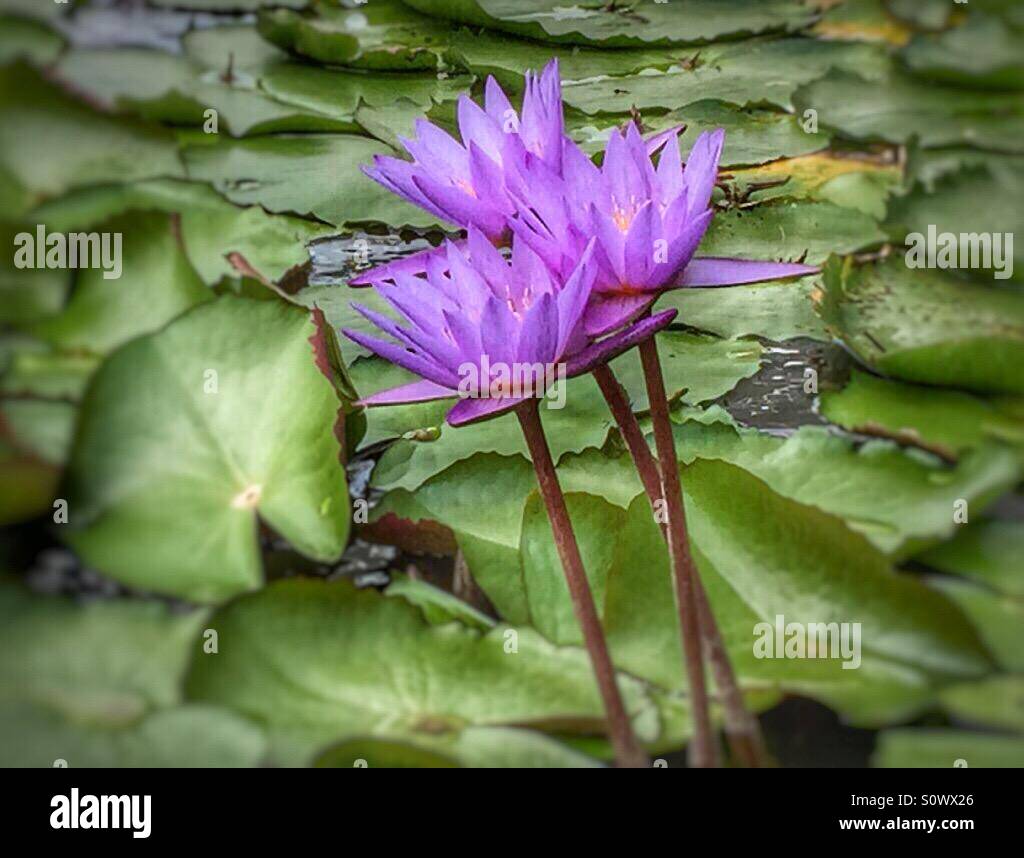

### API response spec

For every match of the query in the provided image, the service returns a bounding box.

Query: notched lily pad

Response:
[64,296,351,603]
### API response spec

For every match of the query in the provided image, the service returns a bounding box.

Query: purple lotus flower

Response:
[509,123,818,337]
[342,228,676,427]
[361,60,565,245]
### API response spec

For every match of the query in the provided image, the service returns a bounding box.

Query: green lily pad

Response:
[940,676,1024,732]
[314,726,602,768]
[402,0,816,47]
[902,13,1024,90]
[607,461,989,721]
[562,39,890,115]
[0,64,183,217]
[0,223,70,326]
[885,165,1023,284]
[817,256,1024,394]
[446,26,687,89]
[873,728,1024,767]
[661,277,828,342]
[53,26,463,138]
[183,134,442,229]
[0,14,64,66]
[0,400,75,466]
[916,520,1024,597]
[0,579,265,768]
[793,69,1024,152]
[64,296,351,603]
[820,369,1024,459]
[385,574,495,630]
[929,577,1024,672]
[185,577,656,766]
[701,201,885,265]
[673,419,1019,557]
[30,179,333,287]
[26,211,212,356]
[259,0,456,70]
[570,99,831,166]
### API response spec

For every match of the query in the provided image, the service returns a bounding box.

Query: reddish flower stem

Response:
[516,399,649,768]
[593,361,768,768]
[635,335,718,767]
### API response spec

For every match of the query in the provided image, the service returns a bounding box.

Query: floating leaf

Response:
[902,13,1024,89]
[64,296,351,603]
[402,0,816,47]
[0,579,265,768]
[885,165,1023,284]
[940,676,1024,732]
[259,0,456,70]
[30,179,333,287]
[570,99,831,166]
[817,256,1024,394]
[0,64,183,217]
[185,577,657,766]
[873,728,1024,767]
[661,277,827,342]
[562,39,890,114]
[820,369,1024,459]
[27,211,212,356]
[929,577,1024,673]
[183,134,442,229]
[701,201,885,265]
[794,69,1024,152]
[916,520,1024,597]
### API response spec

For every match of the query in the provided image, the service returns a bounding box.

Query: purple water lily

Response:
[509,123,818,337]
[361,60,565,245]
[342,228,677,428]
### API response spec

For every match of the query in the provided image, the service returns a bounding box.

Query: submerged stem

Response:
[592,361,768,768]
[515,399,649,768]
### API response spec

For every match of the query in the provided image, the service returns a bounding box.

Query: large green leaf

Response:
[817,256,1024,394]
[929,577,1024,673]
[402,0,816,47]
[0,579,265,768]
[562,39,890,114]
[873,729,1024,768]
[661,277,827,342]
[940,676,1024,732]
[185,577,658,766]
[26,211,212,356]
[793,69,1024,152]
[53,25,462,137]
[570,99,831,166]
[902,12,1024,89]
[885,165,1023,284]
[29,179,333,287]
[673,419,1019,557]
[916,520,1024,597]
[820,369,1024,460]
[182,134,441,229]
[259,0,456,70]
[700,201,885,265]
[0,65,183,217]
[64,296,351,603]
